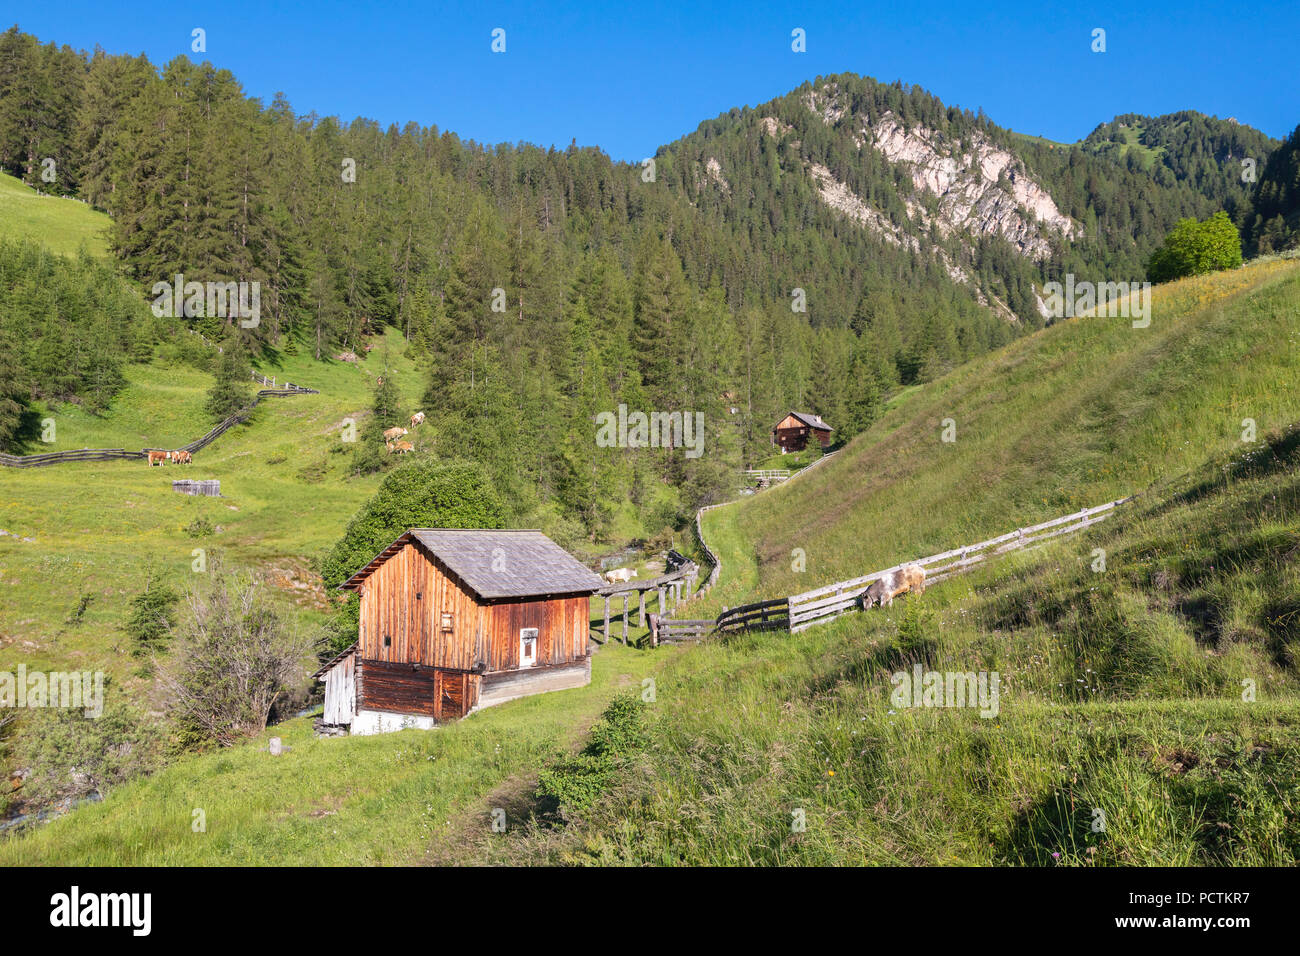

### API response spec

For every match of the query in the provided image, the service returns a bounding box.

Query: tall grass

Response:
[711,259,1300,604]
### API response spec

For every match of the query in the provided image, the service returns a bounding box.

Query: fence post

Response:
[603,596,610,643]
[658,587,666,617]
[622,594,629,645]
[639,590,646,627]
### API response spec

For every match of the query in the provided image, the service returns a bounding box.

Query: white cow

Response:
[604,567,638,584]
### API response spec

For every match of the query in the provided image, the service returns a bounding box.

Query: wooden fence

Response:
[654,619,714,643]
[594,563,698,645]
[660,448,845,627]
[786,497,1132,633]
[0,382,318,468]
[713,596,791,634]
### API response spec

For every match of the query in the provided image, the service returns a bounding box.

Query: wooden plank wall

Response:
[481,595,590,671]
[357,660,481,720]
[359,541,590,675]
[359,541,483,668]
[322,653,356,724]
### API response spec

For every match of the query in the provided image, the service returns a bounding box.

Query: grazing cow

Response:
[147,450,168,466]
[394,440,413,454]
[410,411,425,427]
[603,567,638,584]
[896,564,926,598]
[863,571,896,608]
[174,450,192,464]
[863,564,926,608]
[383,426,408,442]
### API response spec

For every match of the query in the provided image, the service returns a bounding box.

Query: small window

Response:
[519,627,538,668]
[383,635,391,647]
[441,612,454,632]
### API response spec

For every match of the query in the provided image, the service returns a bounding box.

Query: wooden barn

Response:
[772,411,833,453]
[314,529,604,735]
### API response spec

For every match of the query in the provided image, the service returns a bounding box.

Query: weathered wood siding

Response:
[480,595,590,672]
[321,652,356,725]
[357,659,481,720]
[358,540,591,675]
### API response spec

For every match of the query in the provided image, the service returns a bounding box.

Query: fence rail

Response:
[714,596,790,634]
[0,382,318,468]
[786,497,1132,633]
[655,619,714,643]
[665,447,846,626]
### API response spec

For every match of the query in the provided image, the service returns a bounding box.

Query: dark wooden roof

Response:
[783,411,832,432]
[340,529,604,600]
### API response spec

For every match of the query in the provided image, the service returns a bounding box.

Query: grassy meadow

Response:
[0,642,663,865]
[0,172,110,259]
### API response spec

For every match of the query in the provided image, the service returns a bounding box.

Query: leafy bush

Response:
[535,693,648,822]
[184,514,215,538]
[64,593,93,627]
[160,561,316,748]
[896,597,936,660]
[319,460,508,589]
[1148,211,1243,283]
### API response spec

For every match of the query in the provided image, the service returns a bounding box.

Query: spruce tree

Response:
[204,335,251,422]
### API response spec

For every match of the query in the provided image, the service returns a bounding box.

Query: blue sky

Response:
[13,1,1300,160]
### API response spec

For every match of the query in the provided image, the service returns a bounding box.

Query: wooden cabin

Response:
[772,411,833,453]
[315,529,604,735]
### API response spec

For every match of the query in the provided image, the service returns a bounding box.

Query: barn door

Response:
[439,671,465,719]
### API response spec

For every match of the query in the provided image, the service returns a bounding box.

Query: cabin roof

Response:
[312,641,357,679]
[779,411,833,432]
[340,529,604,600]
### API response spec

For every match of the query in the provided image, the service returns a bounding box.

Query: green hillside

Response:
[698,255,1300,610]
[0,172,110,258]
[6,256,1299,865]
[0,329,420,689]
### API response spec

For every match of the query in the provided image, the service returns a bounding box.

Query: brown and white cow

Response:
[393,440,414,454]
[174,450,192,464]
[863,564,926,608]
[863,571,896,608]
[896,564,926,598]
[382,426,408,442]
[147,450,168,466]
[410,411,425,427]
